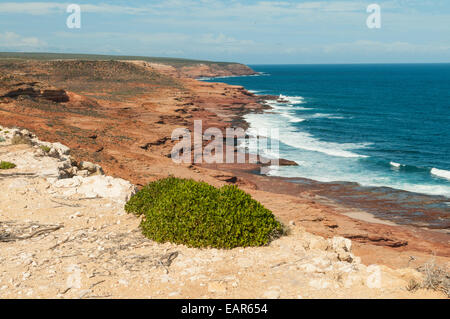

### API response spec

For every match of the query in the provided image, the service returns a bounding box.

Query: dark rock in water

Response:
[256,95,278,102]
[278,159,299,166]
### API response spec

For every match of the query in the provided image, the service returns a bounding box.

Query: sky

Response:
[0,0,449,64]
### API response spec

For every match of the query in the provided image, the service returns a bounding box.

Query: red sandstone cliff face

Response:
[125,60,257,79]
[0,75,69,103]
[179,63,257,78]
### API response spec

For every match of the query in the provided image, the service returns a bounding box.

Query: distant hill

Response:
[0,52,236,67]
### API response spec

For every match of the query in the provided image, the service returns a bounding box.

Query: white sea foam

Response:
[253,93,367,157]
[279,94,304,104]
[431,168,450,181]
[244,113,367,158]
[264,166,450,197]
[243,93,449,197]
[280,113,306,123]
[197,73,262,81]
[279,130,367,158]
[265,100,312,111]
[385,183,450,197]
[302,113,345,120]
[390,161,402,168]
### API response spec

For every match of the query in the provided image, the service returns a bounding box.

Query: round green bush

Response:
[125,177,283,249]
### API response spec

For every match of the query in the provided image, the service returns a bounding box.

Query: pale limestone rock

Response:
[48,148,59,158]
[51,175,136,203]
[8,179,29,189]
[52,142,70,156]
[329,237,352,252]
[236,257,253,268]
[208,281,227,293]
[263,289,280,299]
[312,256,332,268]
[90,164,104,176]
[76,176,137,203]
[309,278,331,289]
[39,167,61,178]
[79,161,96,173]
[299,263,318,273]
[53,176,83,188]
[76,170,90,177]
[327,237,354,263]
[337,251,354,263]
[308,237,329,251]
[34,148,46,157]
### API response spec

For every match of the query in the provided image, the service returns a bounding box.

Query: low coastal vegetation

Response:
[125,177,284,249]
[11,134,31,145]
[0,161,16,169]
[40,145,51,153]
[407,261,450,297]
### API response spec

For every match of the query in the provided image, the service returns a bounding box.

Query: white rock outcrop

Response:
[53,175,137,203]
[1,125,137,204]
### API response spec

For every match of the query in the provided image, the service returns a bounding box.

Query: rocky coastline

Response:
[0,126,445,298]
[0,57,448,298]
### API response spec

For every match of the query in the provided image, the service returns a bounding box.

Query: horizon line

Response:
[0,51,449,66]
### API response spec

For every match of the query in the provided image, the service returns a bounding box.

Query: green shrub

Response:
[40,145,51,153]
[0,137,5,143]
[0,161,16,169]
[125,177,283,249]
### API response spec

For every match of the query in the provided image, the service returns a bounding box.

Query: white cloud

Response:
[198,33,254,45]
[0,2,65,15]
[2,1,449,63]
[79,4,154,15]
[0,2,153,15]
[0,1,384,17]
[51,31,259,55]
[0,32,46,49]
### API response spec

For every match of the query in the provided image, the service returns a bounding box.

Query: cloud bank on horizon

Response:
[0,0,449,64]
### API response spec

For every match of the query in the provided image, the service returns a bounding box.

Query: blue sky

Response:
[0,0,449,64]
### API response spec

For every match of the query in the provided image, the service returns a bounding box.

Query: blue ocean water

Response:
[204,64,450,198]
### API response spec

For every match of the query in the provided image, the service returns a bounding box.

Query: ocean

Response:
[204,64,450,228]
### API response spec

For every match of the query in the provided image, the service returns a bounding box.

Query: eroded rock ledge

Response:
[0,75,69,103]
